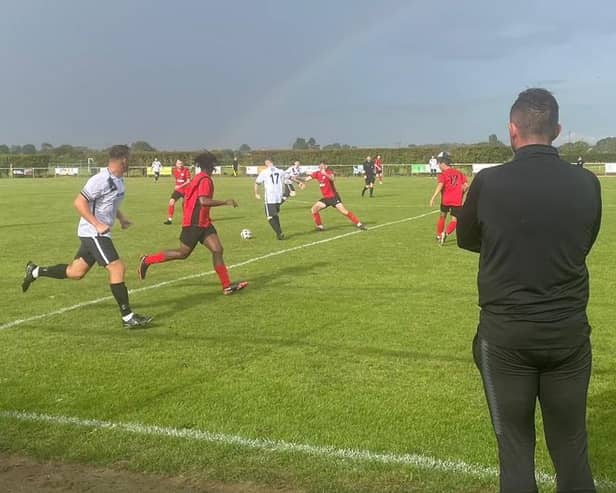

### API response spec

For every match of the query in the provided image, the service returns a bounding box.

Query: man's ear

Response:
[552,123,562,141]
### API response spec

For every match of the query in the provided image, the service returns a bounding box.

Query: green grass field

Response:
[0,175,614,492]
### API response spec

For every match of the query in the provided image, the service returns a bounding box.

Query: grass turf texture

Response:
[0,175,614,492]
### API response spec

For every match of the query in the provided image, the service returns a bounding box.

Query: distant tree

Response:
[40,142,53,152]
[559,141,591,156]
[307,137,320,149]
[130,141,156,152]
[22,144,37,154]
[292,137,308,150]
[323,142,342,150]
[0,144,9,154]
[488,134,504,146]
[10,145,22,154]
[238,143,251,152]
[592,137,616,153]
[342,144,351,149]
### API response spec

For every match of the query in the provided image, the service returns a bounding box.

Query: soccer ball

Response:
[240,229,253,240]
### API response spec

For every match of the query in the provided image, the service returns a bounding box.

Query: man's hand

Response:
[298,182,306,190]
[255,193,261,200]
[226,199,239,208]
[96,222,110,235]
[120,218,132,229]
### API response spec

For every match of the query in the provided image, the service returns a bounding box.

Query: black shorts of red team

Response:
[440,204,462,216]
[264,203,281,218]
[318,195,342,208]
[170,190,185,201]
[75,236,120,267]
[180,225,218,250]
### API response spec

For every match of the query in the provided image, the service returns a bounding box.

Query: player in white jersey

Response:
[254,160,303,239]
[21,145,152,329]
[283,160,303,202]
[151,158,162,182]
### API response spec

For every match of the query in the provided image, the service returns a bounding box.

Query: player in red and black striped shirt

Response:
[139,152,247,295]
[303,160,366,231]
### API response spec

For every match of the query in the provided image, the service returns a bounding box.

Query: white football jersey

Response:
[284,165,301,184]
[256,166,286,204]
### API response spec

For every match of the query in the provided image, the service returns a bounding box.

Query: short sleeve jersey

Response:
[77,168,125,238]
[363,161,375,177]
[438,168,467,206]
[311,169,337,199]
[151,160,162,172]
[256,166,285,204]
[284,165,301,184]
[429,158,438,170]
[173,167,191,190]
[374,157,383,171]
[182,172,214,227]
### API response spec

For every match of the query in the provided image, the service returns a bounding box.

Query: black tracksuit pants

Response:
[473,335,595,493]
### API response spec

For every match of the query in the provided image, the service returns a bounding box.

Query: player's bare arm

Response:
[429,183,444,207]
[116,210,132,229]
[199,196,239,208]
[254,182,261,200]
[74,194,109,235]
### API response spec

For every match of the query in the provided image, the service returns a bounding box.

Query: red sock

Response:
[446,220,457,235]
[436,217,445,236]
[312,212,322,226]
[215,264,230,289]
[347,211,360,225]
[145,252,166,265]
[167,204,174,218]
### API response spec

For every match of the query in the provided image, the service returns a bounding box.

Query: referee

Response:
[457,88,601,493]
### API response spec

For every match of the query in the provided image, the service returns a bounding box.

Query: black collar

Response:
[514,144,559,159]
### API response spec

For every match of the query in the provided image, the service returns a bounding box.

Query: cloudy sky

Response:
[2,0,616,150]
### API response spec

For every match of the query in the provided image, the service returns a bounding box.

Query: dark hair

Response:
[510,88,559,140]
[194,151,218,172]
[108,145,130,160]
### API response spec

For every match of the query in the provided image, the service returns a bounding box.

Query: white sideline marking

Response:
[1,211,437,330]
[0,410,613,488]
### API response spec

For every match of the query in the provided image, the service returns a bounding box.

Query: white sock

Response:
[122,313,134,322]
[32,266,40,278]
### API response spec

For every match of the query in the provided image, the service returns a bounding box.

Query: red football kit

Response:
[310,170,338,199]
[173,167,191,191]
[374,157,383,172]
[438,168,467,206]
[182,172,214,227]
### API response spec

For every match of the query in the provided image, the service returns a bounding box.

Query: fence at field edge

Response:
[0,163,610,179]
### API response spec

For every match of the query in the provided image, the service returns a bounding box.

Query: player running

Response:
[151,157,162,182]
[282,160,303,202]
[21,145,152,329]
[361,155,376,197]
[255,159,303,240]
[163,159,191,225]
[429,151,468,245]
[374,154,383,184]
[303,160,366,231]
[139,152,248,295]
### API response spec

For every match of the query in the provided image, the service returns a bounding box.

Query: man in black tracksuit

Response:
[362,156,376,197]
[457,88,601,493]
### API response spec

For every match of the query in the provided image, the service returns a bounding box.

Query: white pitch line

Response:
[1,210,438,331]
[0,410,613,488]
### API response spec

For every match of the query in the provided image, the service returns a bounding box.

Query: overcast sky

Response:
[2,0,616,150]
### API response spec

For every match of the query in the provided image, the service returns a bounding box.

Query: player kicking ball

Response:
[138,152,247,295]
[303,160,366,231]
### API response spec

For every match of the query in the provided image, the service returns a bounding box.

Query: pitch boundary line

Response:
[0,410,613,488]
[1,210,437,330]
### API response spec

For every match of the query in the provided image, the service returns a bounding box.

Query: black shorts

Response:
[154,172,160,177]
[318,195,342,208]
[75,236,120,267]
[375,168,383,175]
[170,190,184,201]
[180,225,218,250]
[264,203,281,218]
[364,175,375,185]
[440,204,462,216]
